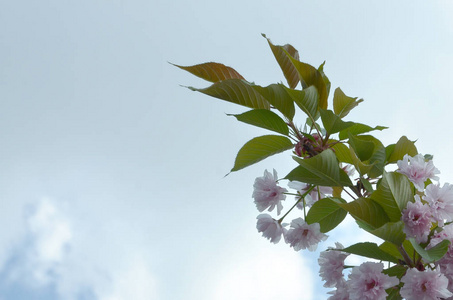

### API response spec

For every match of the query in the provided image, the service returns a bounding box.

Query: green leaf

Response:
[386,136,418,164]
[360,177,374,193]
[383,265,407,279]
[306,198,347,232]
[371,221,406,245]
[355,219,376,232]
[379,241,404,261]
[285,149,353,187]
[228,109,289,135]
[252,84,295,120]
[386,286,403,300]
[367,144,386,178]
[319,109,355,135]
[188,79,270,110]
[331,142,353,164]
[231,135,293,172]
[339,123,387,140]
[341,242,399,263]
[284,53,328,110]
[318,62,331,100]
[409,238,450,263]
[386,144,396,162]
[333,87,364,118]
[332,186,343,198]
[349,147,375,176]
[172,62,245,83]
[403,239,417,261]
[348,134,386,178]
[337,197,390,229]
[284,85,319,121]
[370,171,413,222]
[384,266,406,299]
[262,34,300,89]
[348,134,375,161]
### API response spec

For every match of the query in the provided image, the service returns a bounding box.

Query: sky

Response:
[0,0,453,299]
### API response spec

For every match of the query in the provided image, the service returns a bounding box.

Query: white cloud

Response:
[4,198,72,287]
[0,197,160,300]
[27,198,72,282]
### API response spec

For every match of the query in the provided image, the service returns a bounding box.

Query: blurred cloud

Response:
[2,198,72,288]
[0,198,160,300]
[26,198,72,285]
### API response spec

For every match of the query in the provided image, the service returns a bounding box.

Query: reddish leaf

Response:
[172,62,245,83]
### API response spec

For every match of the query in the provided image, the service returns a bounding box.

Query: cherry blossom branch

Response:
[398,245,414,268]
[278,185,315,223]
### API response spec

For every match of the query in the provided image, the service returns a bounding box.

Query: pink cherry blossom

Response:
[397,154,439,191]
[438,263,453,295]
[402,195,432,243]
[284,218,327,251]
[429,224,453,248]
[252,169,287,215]
[319,242,349,288]
[327,279,349,300]
[400,267,452,300]
[288,181,332,207]
[256,214,286,244]
[423,183,453,226]
[346,262,399,300]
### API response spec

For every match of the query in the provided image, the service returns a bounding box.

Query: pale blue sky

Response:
[0,1,453,299]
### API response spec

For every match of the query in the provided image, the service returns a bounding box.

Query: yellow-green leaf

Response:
[349,147,375,176]
[338,197,390,229]
[284,85,319,121]
[387,136,418,164]
[341,242,399,264]
[253,84,295,120]
[231,135,293,172]
[285,149,353,187]
[318,62,331,100]
[348,134,386,178]
[319,109,355,135]
[331,141,354,164]
[409,238,450,263]
[306,197,347,232]
[333,87,363,118]
[339,123,387,140]
[285,54,328,110]
[371,221,406,245]
[370,171,413,222]
[188,79,270,110]
[229,109,289,135]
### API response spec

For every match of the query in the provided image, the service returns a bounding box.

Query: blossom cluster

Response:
[253,169,328,251]
[253,154,453,299]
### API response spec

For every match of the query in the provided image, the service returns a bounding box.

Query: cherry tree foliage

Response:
[175,35,453,299]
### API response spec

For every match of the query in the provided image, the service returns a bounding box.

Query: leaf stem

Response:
[287,120,305,141]
[278,185,315,223]
[343,187,357,200]
[398,245,414,268]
